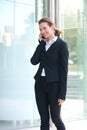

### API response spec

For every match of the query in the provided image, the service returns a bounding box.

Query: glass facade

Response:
[0,0,87,129]
[0,0,48,129]
[60,0,87,121]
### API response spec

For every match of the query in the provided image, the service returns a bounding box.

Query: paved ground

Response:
[19,119,87,130]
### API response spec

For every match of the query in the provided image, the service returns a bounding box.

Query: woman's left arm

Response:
[58,41,69,101]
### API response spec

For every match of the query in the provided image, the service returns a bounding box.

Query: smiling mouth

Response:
[42,36,45,39]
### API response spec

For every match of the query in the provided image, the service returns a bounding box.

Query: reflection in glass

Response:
[0,0,43,129]
[61,0,87,122]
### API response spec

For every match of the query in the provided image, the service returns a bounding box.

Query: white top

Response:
[41,36,58,76]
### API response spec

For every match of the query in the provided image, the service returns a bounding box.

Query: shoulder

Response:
[56,37,68,48]
[57,37,67,45]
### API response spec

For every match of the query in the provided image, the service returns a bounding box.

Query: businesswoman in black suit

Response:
[30,17,69,130]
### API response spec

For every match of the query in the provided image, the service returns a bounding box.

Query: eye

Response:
[43,27,46,30]
[39,27,46,32]
[39,28,41,32]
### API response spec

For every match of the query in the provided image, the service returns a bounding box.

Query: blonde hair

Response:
[38,17,61,37]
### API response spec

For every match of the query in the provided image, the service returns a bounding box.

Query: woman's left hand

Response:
[57,99,64,105]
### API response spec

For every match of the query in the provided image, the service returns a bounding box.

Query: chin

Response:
[45,36,48,39]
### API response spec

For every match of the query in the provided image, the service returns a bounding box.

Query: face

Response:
[39,22,54,40]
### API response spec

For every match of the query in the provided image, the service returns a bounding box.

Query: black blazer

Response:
[30,37,69,100]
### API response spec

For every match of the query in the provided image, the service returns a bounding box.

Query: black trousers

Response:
[35,77,66,130]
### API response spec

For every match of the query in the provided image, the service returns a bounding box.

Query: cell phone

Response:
[42,36,46,39]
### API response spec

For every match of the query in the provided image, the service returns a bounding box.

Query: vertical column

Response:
[48,0,60,28]
[13,0,16,72]
[83,0,87,115]
[48,0,55,21]
[55,0,61,28]
[77,9,84,99]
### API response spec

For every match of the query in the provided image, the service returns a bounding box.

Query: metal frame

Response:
[48,0,61,28]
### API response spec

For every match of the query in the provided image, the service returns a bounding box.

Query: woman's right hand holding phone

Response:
[38,33,46,41]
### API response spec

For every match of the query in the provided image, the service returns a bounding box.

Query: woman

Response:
[30,17,69,130]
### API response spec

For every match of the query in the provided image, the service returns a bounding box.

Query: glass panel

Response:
[83,0,87,117]
[35,0,48,22]
[0,0,48,129]
[60,0,87,121]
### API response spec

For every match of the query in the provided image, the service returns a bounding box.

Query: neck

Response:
[46,34,56,43]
